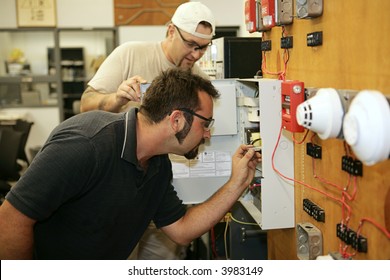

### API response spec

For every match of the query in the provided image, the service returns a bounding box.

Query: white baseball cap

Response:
[171,2,215,40]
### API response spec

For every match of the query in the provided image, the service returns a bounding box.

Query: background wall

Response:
[56,0,114,27]
[262,0,390,260]
[0,0,251,36]
[116,0,257,43]
[0,0,17,28]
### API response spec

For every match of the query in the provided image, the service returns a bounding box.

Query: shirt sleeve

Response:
[152,158,187,228]
[153,183,187,228]
[87,43,130,93]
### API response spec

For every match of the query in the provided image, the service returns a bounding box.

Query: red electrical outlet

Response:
[281,80,305,132]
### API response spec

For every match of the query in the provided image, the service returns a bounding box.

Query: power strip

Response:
[303,198,325,222]
[336,223,368,253]
[341,156,363,176]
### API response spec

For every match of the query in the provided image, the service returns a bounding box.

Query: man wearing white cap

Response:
[79,2,216,259]
[80,1,216,113]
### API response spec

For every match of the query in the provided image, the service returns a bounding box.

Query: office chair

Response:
[0,179,11,205]
[0,127,23,181]
[13,119,33,166]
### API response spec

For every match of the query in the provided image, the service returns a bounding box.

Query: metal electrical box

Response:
[238,78,295,230]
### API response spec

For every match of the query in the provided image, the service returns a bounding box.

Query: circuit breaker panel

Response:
[237,78,295,230]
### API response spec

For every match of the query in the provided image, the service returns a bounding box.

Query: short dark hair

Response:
[139,68,220,123]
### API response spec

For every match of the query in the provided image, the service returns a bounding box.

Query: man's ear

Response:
[169,110,184,132]
[166,24,175,39]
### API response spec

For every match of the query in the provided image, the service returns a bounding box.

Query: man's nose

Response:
[190,49,203,60]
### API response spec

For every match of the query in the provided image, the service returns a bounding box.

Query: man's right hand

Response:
[116,75,147,106]
[80,75,147,113]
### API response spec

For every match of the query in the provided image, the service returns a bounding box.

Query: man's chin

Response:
[180,61,194,70]
[184,147,199,160]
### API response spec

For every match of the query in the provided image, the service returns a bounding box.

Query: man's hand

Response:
[230,144,262,189]
[115,75,147,106]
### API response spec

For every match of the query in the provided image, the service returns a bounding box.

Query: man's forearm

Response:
[0,201,35,259]
[163,146,259,245]
[80,87,121,113]
[187,180,246,232]
[163,179,247,245]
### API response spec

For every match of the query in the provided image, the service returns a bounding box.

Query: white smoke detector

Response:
[343,90,390,166]
[296,88,345,139]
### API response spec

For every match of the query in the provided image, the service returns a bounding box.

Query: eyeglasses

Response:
[178,108,215,131]
[174,26,211,54]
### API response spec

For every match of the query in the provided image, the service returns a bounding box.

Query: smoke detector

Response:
[296,88,345,139]
[343,90,390,166]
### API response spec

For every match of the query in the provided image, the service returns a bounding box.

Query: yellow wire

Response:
[224,219,229,260]
[230,213,259,226]
[222,212,260,260]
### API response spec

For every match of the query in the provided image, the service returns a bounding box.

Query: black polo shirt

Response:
[6,108,186,259]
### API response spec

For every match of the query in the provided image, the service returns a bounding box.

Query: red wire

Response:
[292,129,309,144]
[357,217,390,239]
[272,124,390,257]
[260,30,389,254]
[210,227,219,259]
[271,125,352,217]
[261,49,289,81]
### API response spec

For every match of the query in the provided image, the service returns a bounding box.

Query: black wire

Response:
[250,138,261,145]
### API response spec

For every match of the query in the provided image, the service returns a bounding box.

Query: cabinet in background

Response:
[0,28,59,109]
[48,47,85,120]
[56,28,118,120]
[0,28,118,121]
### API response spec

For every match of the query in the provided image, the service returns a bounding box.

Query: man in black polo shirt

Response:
[0,68,261,259]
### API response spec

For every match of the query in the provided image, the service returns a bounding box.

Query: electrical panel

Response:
[238,78,295,230]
